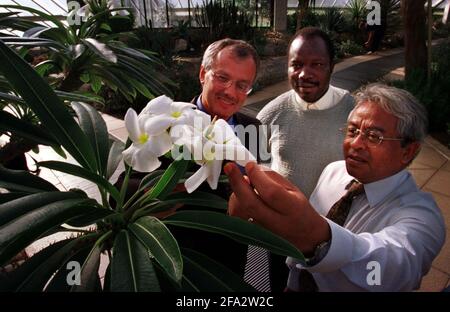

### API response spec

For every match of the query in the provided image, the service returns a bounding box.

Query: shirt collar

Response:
[197,96,235,126]
[294,85,334,110]
[362,169,409,207]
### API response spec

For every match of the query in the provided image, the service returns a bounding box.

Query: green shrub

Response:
[337,39,365,58]
[391,41,450,133]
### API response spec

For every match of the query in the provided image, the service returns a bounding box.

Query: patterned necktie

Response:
[244,245,271,292]
[297,179,364,292]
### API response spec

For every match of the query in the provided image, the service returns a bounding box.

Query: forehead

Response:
[348,101,398,132]
[212,46,256,80]
[289,36,330,61]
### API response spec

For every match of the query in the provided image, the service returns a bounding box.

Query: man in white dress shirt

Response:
[225,83,446,291]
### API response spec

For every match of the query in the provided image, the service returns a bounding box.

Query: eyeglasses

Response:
[209,70,253,95]
[340,125,404,146]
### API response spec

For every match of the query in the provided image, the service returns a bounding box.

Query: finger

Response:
[245,162,302,214]
[223,162,255,200]
[246,162,298,191]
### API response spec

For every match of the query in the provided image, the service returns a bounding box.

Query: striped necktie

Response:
[297,179,364,292]
[244,245,271,292]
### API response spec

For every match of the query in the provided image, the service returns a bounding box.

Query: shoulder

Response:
[234,112,261,127]
[257,90,295,123]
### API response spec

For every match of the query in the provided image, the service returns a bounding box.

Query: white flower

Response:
[141,95,197,135]
[122,108,172,172]
[182,118,256,193]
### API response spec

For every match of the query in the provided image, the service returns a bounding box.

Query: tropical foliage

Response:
[0,2,174,101]
[0,40,304,291]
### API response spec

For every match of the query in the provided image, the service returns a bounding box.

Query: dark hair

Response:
[201,38,260,73]
[289,27,335,64]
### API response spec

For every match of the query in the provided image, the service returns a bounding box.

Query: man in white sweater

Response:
[226,84,445,291]
[255,27,354,291]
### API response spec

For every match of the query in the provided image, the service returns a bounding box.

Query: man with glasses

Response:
[225,83,445,291]
[253,27,354,292]
[167,38,262,280]
[195,38,259,126]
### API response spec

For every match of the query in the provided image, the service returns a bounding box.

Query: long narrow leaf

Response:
[71,102,109,176]
[147,159,190,201]
[0,238,74,291]
[129,216,182,284]
[0,198,96,266]
[110,230,160,291]
[0,40,98,172]
[164,211,305,260]
[38,161,120,203]
[0,110,58,146]
[0,165,58,193]
[182,248,255,292]
[70,244,102,292]
[0,191,85,227]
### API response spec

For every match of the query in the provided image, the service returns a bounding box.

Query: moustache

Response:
[296,80,319,88]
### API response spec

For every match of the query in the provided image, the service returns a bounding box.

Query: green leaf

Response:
[0,198,95,266]
[0,192,27,204]
[0,110,59,146]
[38,161,120,203]
[89,74,102,94]
[65,208,114,228]
[0,191,85,227]
[164,211,305,261]
[163,191,227,210]
[147,159,190,201]
[106,140,124,180]
[44,242,94,292]
[100,23,112,32]
[71,102,109,176]
[71,244,102,292]
[129,216,182,284]
[55,90,105,105]
[0,238,74,291]
[110,230,161,291]
[0,165,58,193]
[0,40,98,172]
[18,237,93,291]
[182,248,255,292]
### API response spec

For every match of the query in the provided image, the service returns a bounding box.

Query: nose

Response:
[349,130,367,150]
[298,66,312,80]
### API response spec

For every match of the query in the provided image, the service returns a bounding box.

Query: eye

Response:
[216,74,229,83]
[290,62,302,69]
[237,82,250,92]
[366,131,381,143]
[314,62,324,67]
[346,126,358,137]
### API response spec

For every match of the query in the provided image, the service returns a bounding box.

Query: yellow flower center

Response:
[138,133,149,144]
[171,111,182,118]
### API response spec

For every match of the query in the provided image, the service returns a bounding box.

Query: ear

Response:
[401,142,421,165]
[199,65,206,86]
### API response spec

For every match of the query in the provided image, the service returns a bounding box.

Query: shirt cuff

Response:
[297,219,354,273]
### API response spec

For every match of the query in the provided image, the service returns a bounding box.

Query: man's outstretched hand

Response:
[224,162,330,255]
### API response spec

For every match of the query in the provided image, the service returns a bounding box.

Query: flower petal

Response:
[171,101,196,113]
[145,115,174,135]
[184,165,210,193]
[215,144,256,166]
[213,118,237,143]
[206,160,223,190]
[146,131,172,156]
[124,108,141,143]
[141,95,172,115]
[123,144,161,172]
